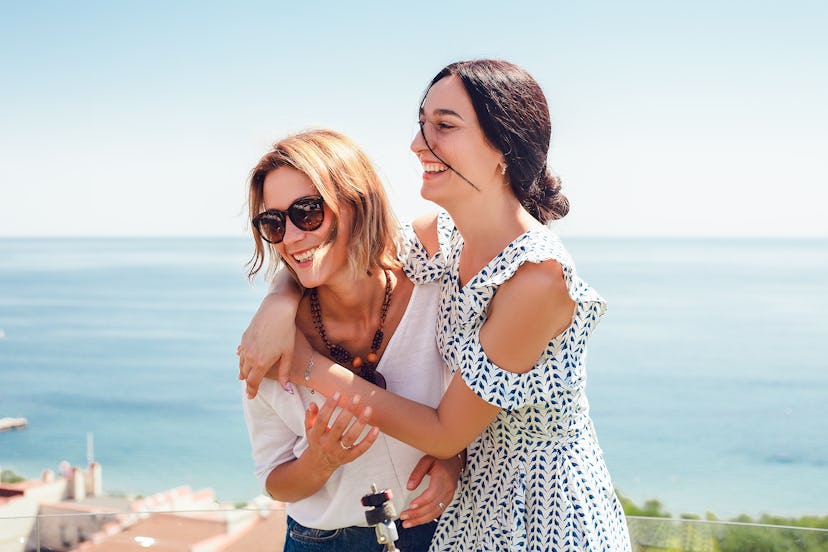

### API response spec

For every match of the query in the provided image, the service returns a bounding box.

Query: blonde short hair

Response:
[246,129,400,282]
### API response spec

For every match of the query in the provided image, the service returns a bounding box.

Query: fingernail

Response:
[282,382,294,394]
[399,514,408,521]
[351,395,360,405]
[408,503,418,509]
[332,392,341,401]
[402,521,411,529]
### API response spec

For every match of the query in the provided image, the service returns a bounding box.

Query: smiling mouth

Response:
[422,162,448,174]
[291,247,318,263]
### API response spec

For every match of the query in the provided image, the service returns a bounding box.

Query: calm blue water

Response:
[1,237,826,517]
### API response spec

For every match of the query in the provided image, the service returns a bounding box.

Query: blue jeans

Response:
[284,516,437,552]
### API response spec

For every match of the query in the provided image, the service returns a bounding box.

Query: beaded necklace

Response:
[309,269,392,389]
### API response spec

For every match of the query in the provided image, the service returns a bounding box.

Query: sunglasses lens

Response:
[289,198,325,231]
[254,196,324,244]
[255,214,285,244]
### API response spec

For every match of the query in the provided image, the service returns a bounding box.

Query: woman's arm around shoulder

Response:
[237,269,302,399]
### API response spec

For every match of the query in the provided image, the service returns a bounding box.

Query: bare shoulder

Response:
[489,259,573,324]
[412,211,441,257]
[482,259,575,373]
[502,259,568,299]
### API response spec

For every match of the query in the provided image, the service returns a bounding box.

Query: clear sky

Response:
[1,1,826,237]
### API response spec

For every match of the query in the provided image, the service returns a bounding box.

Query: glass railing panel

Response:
[2,511,827,551]
[627,516,828,552]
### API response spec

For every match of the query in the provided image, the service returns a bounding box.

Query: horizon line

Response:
[1,234,826,240]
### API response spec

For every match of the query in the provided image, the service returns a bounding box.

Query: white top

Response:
[242,282,449,529]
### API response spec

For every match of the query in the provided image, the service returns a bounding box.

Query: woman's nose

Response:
[410,124,428,154]
[282,218,305,244]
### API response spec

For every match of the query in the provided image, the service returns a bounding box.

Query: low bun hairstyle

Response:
[424,59,569,223]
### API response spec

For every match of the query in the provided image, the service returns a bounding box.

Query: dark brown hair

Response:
[424,59,569,223]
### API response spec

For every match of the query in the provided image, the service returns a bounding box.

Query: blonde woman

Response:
[241,129,459,551]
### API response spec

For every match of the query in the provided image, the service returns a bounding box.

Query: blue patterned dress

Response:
[401,212,631,552]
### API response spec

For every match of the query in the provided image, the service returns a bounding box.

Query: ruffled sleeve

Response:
[457,330,532,409]
[398,211,455,284]
[467,228,607,317]
[454,228,608,410]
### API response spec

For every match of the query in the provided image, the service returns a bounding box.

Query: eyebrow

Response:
[419,106,465,120]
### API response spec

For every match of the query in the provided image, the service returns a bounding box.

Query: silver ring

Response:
[438,502,446,510]
[339,440,354,450]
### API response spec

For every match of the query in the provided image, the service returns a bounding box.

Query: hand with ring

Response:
[304,392,380,472]
[398,453,463,528]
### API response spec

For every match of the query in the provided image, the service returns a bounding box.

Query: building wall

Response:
[0,478,67,552]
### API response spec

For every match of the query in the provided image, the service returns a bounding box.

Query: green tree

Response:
[0,468,25,483]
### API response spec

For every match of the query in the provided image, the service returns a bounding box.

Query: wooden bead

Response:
[366,352,378,364]
[352,356,363,369]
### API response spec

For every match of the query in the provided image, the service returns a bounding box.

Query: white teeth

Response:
[292,247,317,263]
[423,163,447,173]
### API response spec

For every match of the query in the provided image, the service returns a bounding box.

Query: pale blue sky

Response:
[1,1,826,237]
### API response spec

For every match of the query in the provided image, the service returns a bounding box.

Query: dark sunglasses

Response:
[252,196,325,244]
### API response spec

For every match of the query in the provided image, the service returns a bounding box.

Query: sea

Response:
[1,237,826,518]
